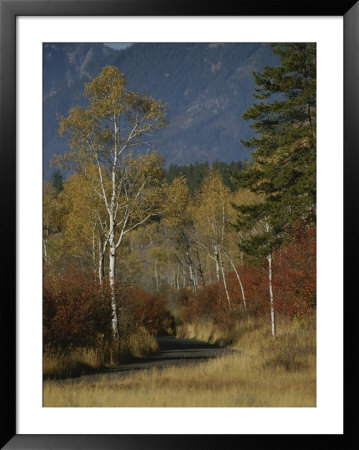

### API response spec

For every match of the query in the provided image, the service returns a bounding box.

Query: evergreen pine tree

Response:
[232,43,316,337]
[232,43,316,259]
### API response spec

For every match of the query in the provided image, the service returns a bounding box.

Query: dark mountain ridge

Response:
[43,42,279,178]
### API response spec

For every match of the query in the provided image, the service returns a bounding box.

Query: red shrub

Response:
[272,226,316,318]
[226,263,268,314]
[43,266,112,349]
[177,226,316,323]
[178,285,217,323]
[125,287,175,335]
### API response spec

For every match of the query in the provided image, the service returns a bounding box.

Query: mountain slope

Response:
[43,43,278,178]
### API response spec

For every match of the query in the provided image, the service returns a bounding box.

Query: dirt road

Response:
[55,336,239,385]
[107,336,239,373]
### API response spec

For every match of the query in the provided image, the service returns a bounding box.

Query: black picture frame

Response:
[1,0,356,448]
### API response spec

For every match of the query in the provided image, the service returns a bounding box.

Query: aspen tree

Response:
[194,171,234,311]
[162,176,199,293]
[56,66,168,339]
[60,166,108,282]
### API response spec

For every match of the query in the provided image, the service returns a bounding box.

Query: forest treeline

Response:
[165,160,248,195]
[51,159,248,197]
[43,43,316,379]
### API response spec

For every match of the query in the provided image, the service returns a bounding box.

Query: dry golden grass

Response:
[176,314,260,347]
[43,328,159,380]
[43,347,105,380]
[117,327,160,360]
[43,316,316,407]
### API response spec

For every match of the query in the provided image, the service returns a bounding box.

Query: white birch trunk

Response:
[185,243,197,294]
[92,233,96,270]
[109,241,119,340]
[188,262,197,293]
[176,265,180,291]
[109,118,120,340]
[154,262,159,292]
[43,236,48,265]
[193,268,198,291]
[226,254,246,309]
[267,252,276,338]
[213,243,221,283]
[98,255,104,285]
[265,222,276,337]
[98,238,104,285]
[109,207,119,339]
[219,249,231,311]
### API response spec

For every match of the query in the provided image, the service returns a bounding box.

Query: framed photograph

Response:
[1,0,356,448]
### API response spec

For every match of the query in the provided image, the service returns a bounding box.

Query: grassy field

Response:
[43,316,316,407]
[43,328,159,380]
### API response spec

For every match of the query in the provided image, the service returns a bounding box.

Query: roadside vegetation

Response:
[43,265,172,380]
[43,43,316,406]
[44,315,315,407]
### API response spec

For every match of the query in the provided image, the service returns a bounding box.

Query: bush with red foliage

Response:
[178,265,269,324]
[43,266,112,349]
[177,226,316,323]
[44,266,175,349]
[123,286,175,335]
[271,226,316,319]
[178,285,222,323]
[227,263,268,314]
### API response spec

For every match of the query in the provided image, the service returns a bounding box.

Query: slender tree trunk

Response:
[154,262,159,292]
[43,233,48,265]
[98,254,104,285]
[92,232,96,273]
[176,265,180,291]
[265,222,276,337]
[188,261,197,293]
[196,248,206,287]
[219,249,231,311]
[213,242,221,283]
[98,237,104,284]
[109,218,119,340]
[267,252,276,337]
[226,254,246,309]
[185,242,197,293]
[193,268,198,291]
[108,119,120,340]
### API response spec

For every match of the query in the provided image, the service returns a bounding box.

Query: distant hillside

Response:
[43,42,279,179]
